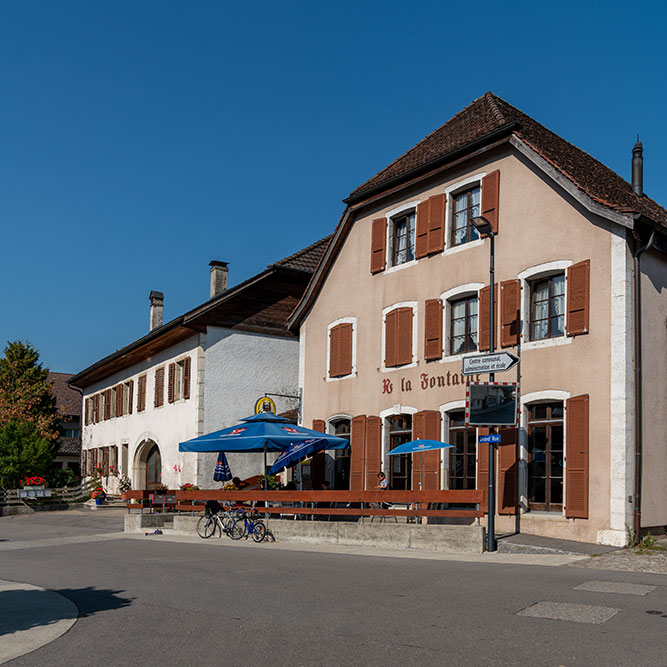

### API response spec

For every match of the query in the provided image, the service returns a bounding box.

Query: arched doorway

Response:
[133,439,162,490]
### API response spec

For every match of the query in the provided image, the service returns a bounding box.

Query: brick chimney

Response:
[209,261,229,298]
[149,291,164,331]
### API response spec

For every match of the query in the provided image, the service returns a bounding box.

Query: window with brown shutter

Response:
[371,218,387,273]
[527,402,564,511]
[329,323,353,377]
[350,415,367,490]
[365,416,382,490]
[451,186,481,246]
[498,428,518,514]
[168,363,175,403]
[477,427,490,513]
[93,394,99,423]
[412,411,441,490]
[566,260,590,336]
[111,445,118,475]
[312,419,326,433]
[183,357,191,399]
[424,299,443,361]
[478,286,498,352]
[154,368,164,408]
[565,395,589,518]
[385,307,413,367]
[102,446,110,476]
[137,375,147,412]
[104,389,111,420]
[481,170,500,233]
[500,280,521,347]
[415,195,445,258]
[128,380,134,414]
[384,310,397,367]
[116,385,123,417]
[416,201,429,259]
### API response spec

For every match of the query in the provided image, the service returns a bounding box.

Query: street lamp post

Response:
[471,216,497,552]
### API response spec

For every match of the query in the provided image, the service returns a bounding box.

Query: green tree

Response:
[0,341,60,441]
[0,420,55,489]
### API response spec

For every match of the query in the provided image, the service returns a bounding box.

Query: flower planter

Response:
[95,497,105,505]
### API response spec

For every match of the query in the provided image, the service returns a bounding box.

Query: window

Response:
[530,274,565,340]
[173,361,184,401]
[447,411,477,490]
[122,381,133,415]
[168,357,191,402]
[451,186,480,246]
[63,428,80,438]
[527,402,564,511]
[328,322,354,378]
[390,211,415,266]
[449,296,478,355]
[384,306,414,367]
[331,419,351,489]
[388,415,412,490]
[154,367,165,408]
[137,375,147,412]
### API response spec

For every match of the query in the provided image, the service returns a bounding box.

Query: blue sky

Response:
[1,0,666,373]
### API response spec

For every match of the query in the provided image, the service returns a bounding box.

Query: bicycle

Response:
[229,508,267,543]
[197,504,244,540]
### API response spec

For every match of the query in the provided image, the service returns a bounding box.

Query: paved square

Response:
[517,601,620,624]
[574,580,656,596]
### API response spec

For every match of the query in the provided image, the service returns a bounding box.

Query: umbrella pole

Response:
[420,452,424,525]
[263,444,269,522]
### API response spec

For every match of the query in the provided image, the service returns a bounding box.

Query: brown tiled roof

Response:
[55,436,81,455]
[277,408,298,423]
[274,235,331,273]
[47,372,81,417]
[348,92,667,227]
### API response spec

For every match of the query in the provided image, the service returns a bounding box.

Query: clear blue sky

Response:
[2,1,666,373]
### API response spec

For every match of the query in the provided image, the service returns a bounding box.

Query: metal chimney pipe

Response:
[632,139,643,196]
[149,291,164,331]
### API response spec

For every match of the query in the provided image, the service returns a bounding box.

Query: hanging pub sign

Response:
[465,382,520,427]
[254,396,277,415]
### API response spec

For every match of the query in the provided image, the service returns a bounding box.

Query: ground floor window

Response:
[389,415,412,490]
[331,418,351,489]
[527,402,564,511]
[447,411,476,489]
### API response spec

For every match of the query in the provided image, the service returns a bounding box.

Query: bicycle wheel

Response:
[251,521,266,543]
[197,515,217,539]
[228,517,247,541]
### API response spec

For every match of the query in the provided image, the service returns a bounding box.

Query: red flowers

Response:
[21,476,46,487]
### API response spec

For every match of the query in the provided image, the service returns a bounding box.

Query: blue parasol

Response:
[387,439,453,490]
[213,451,232,482]
[268,437,348,475]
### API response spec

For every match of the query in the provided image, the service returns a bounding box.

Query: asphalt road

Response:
[1,512,666,667]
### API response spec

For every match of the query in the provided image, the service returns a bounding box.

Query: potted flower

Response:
[95,464,104,476]
[91,486,106,505]
[21,476,47,489]
[118,474,132,500]
[179,483,199,491]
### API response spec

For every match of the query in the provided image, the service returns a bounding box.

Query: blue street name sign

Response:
[478,434,501,443]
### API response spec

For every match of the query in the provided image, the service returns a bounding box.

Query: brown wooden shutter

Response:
[565,394,589,518]
[365,416,382,490]
[312,419,325,432]
[116,385,123,417]
[102,446,110,476]
[168,363,175,403]
[138,375,146,412]
[350,415,366,490]
[412,411,441,490]
[329,325,340,377]
[183,357,191,400]
[82,449,87,475]
[478,286,498,352]
[154,368,164,408]
[566,260,590,336]
[371,218,387,273]
[339,323,353,376]
[415,201,429,259]
[128,380,134,414]
[104,389,111,420]
[500,280,521,348]
[481,170,500,233]
[498,428,519,514]
[93,394,99,423]
[90,448,97,475]
[424,299,443,360]
[385,310,397,367]
[427,194,445,254]
[477,427,490,513]
[397,307,413,366]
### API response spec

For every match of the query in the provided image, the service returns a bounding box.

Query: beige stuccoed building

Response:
[289,92,667,546]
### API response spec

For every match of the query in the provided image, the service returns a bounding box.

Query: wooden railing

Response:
[125,489,483,521]
[0,480,96,506]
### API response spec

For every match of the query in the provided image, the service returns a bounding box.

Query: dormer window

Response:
[390,211,415,266]
[452,186,481,246]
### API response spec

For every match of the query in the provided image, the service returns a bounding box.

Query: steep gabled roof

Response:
[47,372,80,416]
[348,92,667,227]
[273,235,331,273]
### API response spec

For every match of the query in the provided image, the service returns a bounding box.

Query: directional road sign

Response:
[478,434,501,443]
[462,351,519,376]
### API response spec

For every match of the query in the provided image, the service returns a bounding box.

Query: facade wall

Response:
[82,335,201,492]
[639,248,667,527]
[202,328,300,481]
[300,148,628,544]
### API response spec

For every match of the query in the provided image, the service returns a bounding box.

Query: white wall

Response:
[203,327,300,481]
[82,334,201,492]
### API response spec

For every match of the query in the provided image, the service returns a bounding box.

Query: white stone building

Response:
[70,238,329,493]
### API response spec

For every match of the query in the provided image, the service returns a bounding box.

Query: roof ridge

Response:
[484,91,507,125]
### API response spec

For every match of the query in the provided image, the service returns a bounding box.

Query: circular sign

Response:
[254,396,276,415]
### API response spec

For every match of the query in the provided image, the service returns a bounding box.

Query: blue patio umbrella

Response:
[387,439,453,490]
[179,413,348,488]
[213,451,232,483]
[269,437,348,476]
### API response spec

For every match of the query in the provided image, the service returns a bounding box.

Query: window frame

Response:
[450,186,482,247]
[449,294,479,356]
[529,273,566,341]
[383,201,420,274]
[389,210,416,267]
[446,410,477,491]
[440,284,484,361]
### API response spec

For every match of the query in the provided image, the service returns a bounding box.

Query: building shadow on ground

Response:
[0,585,133,636]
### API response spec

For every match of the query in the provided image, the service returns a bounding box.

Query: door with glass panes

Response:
[527,403,564,511]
